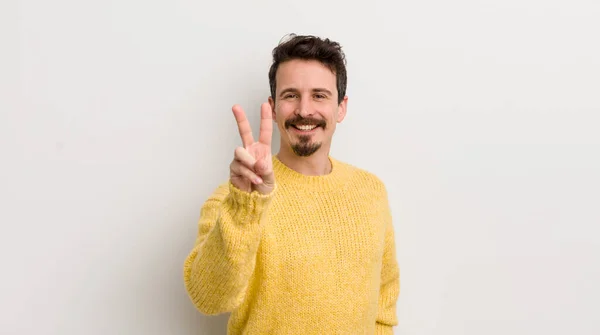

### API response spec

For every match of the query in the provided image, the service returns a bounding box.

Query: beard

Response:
[285,115,326,157]
[291,135,322,156]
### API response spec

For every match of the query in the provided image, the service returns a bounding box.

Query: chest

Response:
[261,189,387,271]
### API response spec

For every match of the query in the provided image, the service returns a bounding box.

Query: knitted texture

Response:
[183,156,399,334]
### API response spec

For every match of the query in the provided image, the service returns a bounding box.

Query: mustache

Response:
[284,115,327,128]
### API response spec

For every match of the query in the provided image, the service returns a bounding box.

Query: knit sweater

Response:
[183,155,400,334]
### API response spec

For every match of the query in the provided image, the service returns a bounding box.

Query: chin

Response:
[291,142,322,157]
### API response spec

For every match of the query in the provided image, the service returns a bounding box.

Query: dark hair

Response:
[268,34,347,105]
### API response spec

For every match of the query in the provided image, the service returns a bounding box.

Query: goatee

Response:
[284,115,327,129]
[285,115,325,156]
[292,139,321,156]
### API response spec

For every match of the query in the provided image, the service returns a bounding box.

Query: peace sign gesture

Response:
[229,103,275,195]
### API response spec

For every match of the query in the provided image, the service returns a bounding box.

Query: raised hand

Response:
[229,103,275,195]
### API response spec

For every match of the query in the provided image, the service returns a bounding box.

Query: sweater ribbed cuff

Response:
[226,181,276,226]
[375,323,393,335]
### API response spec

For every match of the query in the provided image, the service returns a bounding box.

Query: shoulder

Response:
[332,157,388,194]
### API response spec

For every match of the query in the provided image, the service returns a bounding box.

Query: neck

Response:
[276,145,332,176]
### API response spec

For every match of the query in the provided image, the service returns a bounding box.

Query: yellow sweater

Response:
[183,156,400,334]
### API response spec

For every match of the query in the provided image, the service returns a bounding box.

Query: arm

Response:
[375,190,400,334]
[183,181,276,315]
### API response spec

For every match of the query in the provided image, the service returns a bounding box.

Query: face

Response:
[269,59,348,157]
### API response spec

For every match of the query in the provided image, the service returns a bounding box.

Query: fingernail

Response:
[254,177,263,184]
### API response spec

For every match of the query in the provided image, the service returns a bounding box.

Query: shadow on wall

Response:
[198,313,229,335]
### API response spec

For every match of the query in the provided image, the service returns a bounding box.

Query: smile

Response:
[292,124,318,131]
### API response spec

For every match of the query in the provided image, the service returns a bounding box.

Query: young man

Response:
[183,34,400,334]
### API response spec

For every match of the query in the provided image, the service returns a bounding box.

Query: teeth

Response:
[296,125,317,131]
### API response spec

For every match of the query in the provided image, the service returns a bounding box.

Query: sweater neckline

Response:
[272,155,346,188]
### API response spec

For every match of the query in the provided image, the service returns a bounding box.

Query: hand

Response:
[229,102,275,195]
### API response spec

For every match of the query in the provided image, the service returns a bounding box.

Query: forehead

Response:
[276,59,337,91]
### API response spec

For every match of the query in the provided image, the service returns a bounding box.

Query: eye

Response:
[314,93,327,99]
[284,93,298,99]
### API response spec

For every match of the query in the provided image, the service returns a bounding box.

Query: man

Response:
[183,34,400,334]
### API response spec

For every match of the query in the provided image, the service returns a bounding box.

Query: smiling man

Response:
[183,34,400,334]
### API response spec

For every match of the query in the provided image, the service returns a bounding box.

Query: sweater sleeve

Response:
[375,186,400,334]
[183,181,276,315]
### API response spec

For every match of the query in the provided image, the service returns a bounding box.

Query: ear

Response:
[336,96,348,123]
[268,96,276,119]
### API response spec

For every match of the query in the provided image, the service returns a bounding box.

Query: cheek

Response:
[273,108,288,129]
[325,107,339,123]
[276,104,294,120]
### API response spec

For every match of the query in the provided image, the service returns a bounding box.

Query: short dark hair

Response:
[268,34,347,105]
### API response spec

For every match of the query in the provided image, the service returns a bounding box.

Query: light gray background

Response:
[1,0,599,334]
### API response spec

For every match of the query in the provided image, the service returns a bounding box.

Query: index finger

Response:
[232,104,254,148]
[258,102,273,146]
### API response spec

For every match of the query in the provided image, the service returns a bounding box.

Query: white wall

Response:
[2,0,599,334]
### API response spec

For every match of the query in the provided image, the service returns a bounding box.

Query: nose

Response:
[296,95,314,117]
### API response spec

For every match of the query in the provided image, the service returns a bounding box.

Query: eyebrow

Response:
[279,88,333,97]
